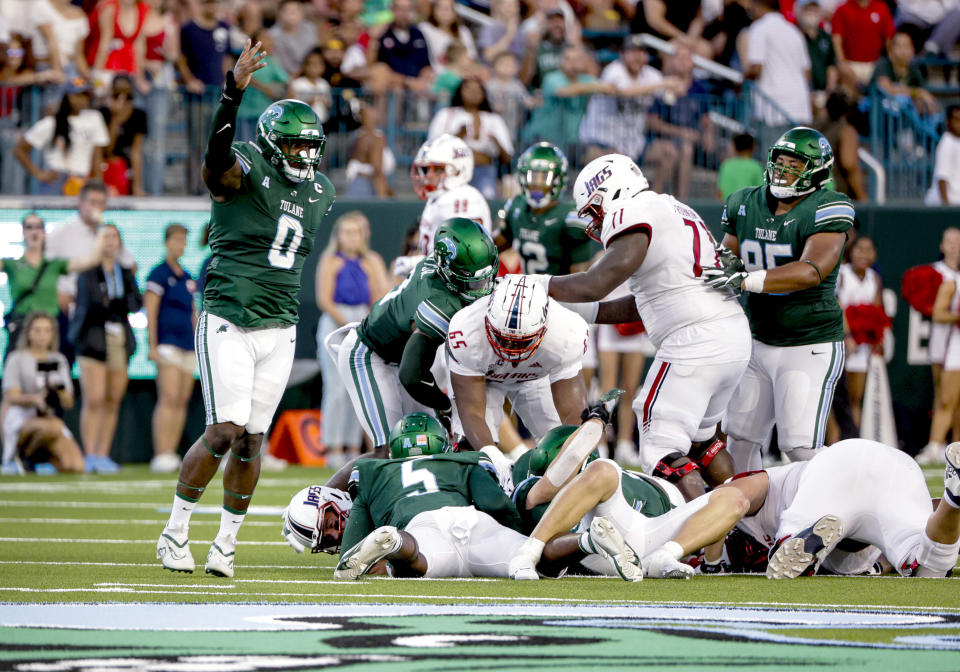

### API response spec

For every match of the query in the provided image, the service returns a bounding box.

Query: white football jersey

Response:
[419,184,492,254]
[598,191,744,357]
[836,263,880,309]
[446,298,588,385]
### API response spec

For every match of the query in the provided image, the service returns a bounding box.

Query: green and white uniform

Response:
[342,452,528,578]
[721,186,854,455]
[330,257,475,446]
[498,196,597,274]
[198,141,335,433]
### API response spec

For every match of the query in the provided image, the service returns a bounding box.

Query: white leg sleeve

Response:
[914,532,960,577]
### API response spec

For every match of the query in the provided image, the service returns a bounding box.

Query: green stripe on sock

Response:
[174,490,200,504]
[223,488,253,501]
[223,504,247,516]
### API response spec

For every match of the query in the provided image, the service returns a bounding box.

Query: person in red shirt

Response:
[831,0,895,86]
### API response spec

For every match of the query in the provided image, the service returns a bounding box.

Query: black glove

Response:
[702,245,747,292]
[436,406,453,435]
[581,400,611,425]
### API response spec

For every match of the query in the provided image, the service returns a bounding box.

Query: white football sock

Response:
[217,508,245,543]
[168,495,195,531]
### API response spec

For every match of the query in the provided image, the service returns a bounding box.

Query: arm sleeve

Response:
[746,25,764,65]
[468,465,525,533]
[203,71,244,175]
[338,494,373,555]
[398,331,451,411]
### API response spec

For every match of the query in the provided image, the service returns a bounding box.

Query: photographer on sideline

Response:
[1,312,83,474]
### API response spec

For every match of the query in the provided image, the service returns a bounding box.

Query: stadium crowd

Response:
[1,0,959,200]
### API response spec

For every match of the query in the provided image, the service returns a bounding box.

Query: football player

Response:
[157,41,335,578]
[709,440,960,579]
[494,142,596,276]
[326,218,498,455]
[508,422,750,581]
[281,485,354,555]
[526,154,752,501]
[447,275,590,455]
[703,127,855,471]
[412,134,492,255]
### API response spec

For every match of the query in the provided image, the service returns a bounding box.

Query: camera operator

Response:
[1,312,83,474]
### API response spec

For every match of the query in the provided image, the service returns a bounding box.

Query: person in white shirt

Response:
[926,106,960,205]
[288,49,333,123]
[447,275,589,453]
[536,154,752,501]
[418,0,478,71]
[0,0,63,77]
[745,0,812,125]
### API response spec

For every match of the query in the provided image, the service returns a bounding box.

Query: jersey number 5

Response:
[268,214,304,269]
[401,459,439,497]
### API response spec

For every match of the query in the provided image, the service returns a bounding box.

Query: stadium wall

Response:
[0,198,954,460]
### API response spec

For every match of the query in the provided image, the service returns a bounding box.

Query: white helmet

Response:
[572,154,649,242]
[281,485,352,554]
[485,275,549,363]
[411,133,474,200]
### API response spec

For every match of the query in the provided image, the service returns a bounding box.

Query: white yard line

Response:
[0,560,313,569]
[0,537,288,545]
[0,518,276,526]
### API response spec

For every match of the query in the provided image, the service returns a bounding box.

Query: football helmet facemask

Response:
[572,154,649,243]
[764,126,834,199]
[411,134,474,200]
[281,485,352,554]
[256,99,326,184]
[517,142,569,210]
[485,275,549,363]
[389,412,452,458]
[433,217,499,300]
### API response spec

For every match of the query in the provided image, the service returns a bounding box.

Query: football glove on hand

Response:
[435,406,453,435]
[581,388,625,425]
[702,245,747,292]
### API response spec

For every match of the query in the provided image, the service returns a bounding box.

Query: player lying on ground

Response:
[508,417,750,580]
[705,439,960,578]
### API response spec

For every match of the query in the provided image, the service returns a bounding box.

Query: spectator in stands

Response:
[702,0,753,66]
[645,45,715,200]
[237,30,290,140]
[924,262,960,466]
[520,7,570,89]
[478,0,526,65]
[231,1,264,53]
[580,34,674,164]
[431,42,476,98]
[520,0,582,51]
[871,31,940,119]
[0,0,65,84]
[894,0,960,57]
[1,312,83,475]
[289,48,333,124]
[523,45,613,163]
[418,0,478,71]
[629,0,713,58]
[367,0,433,95]
[268,0,319,77]
[831,0,895,87]
[796,0,840,113]
[0,36,62,116]
[315,211,389,468]
[69,224,142,474]
[145,224,198,474]
[140,0,180,195]
[428,77,514,198]
[345,101,396,196]
[819,91,868,200]
[485,51,534,144]
[49,0,92,81]
[1,214,104,361]
[926,105,960,205]
[716,132,764,200]
[87,0,151,90]
[322,36,365,90]
[580,0,626,31]
[745,0,812,125]
[99,74,148,196]
[13,78,110,196]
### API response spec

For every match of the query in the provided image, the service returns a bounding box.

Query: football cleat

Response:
[508,553,540,581]
[157,524,195,573]
[643,547,695,579]
[586,517,642,582]
[697,559,732,575]
[917,441,945,466]
[766,514,844,579]
[205,535,236,578]
[334,526,402,580]
[944,442,960,508]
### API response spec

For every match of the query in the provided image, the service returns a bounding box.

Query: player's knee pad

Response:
[652,452,699,484]
[913,533,960,577]
[689,437,726,470]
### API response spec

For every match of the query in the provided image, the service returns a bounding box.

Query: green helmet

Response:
[389,412,451,459]
[256,99,326,184]
[517,142,569,209]
[433,218,499,300]
[527,425,600,477]
[764,126,833,199]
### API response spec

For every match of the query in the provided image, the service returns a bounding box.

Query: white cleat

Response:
[766,514,844,579]
[205,535,236,578]
[508,553,540,581]
[917,442,945,466]
[334,526,402,580]
[643,547,694,579]
[586,517,642,582]
[944,442,960,508]
[157,525,194,573]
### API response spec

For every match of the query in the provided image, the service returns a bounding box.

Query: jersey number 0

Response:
[268,214,304,269]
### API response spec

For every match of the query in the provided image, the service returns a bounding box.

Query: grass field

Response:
[1,465,959,671]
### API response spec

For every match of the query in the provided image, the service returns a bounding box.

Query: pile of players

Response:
[153,48,960,581]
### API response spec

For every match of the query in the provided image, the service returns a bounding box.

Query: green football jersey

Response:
[499,196,597,274]
[721,186,854,346]
[203,141,336,329]
[357,256,472,363]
